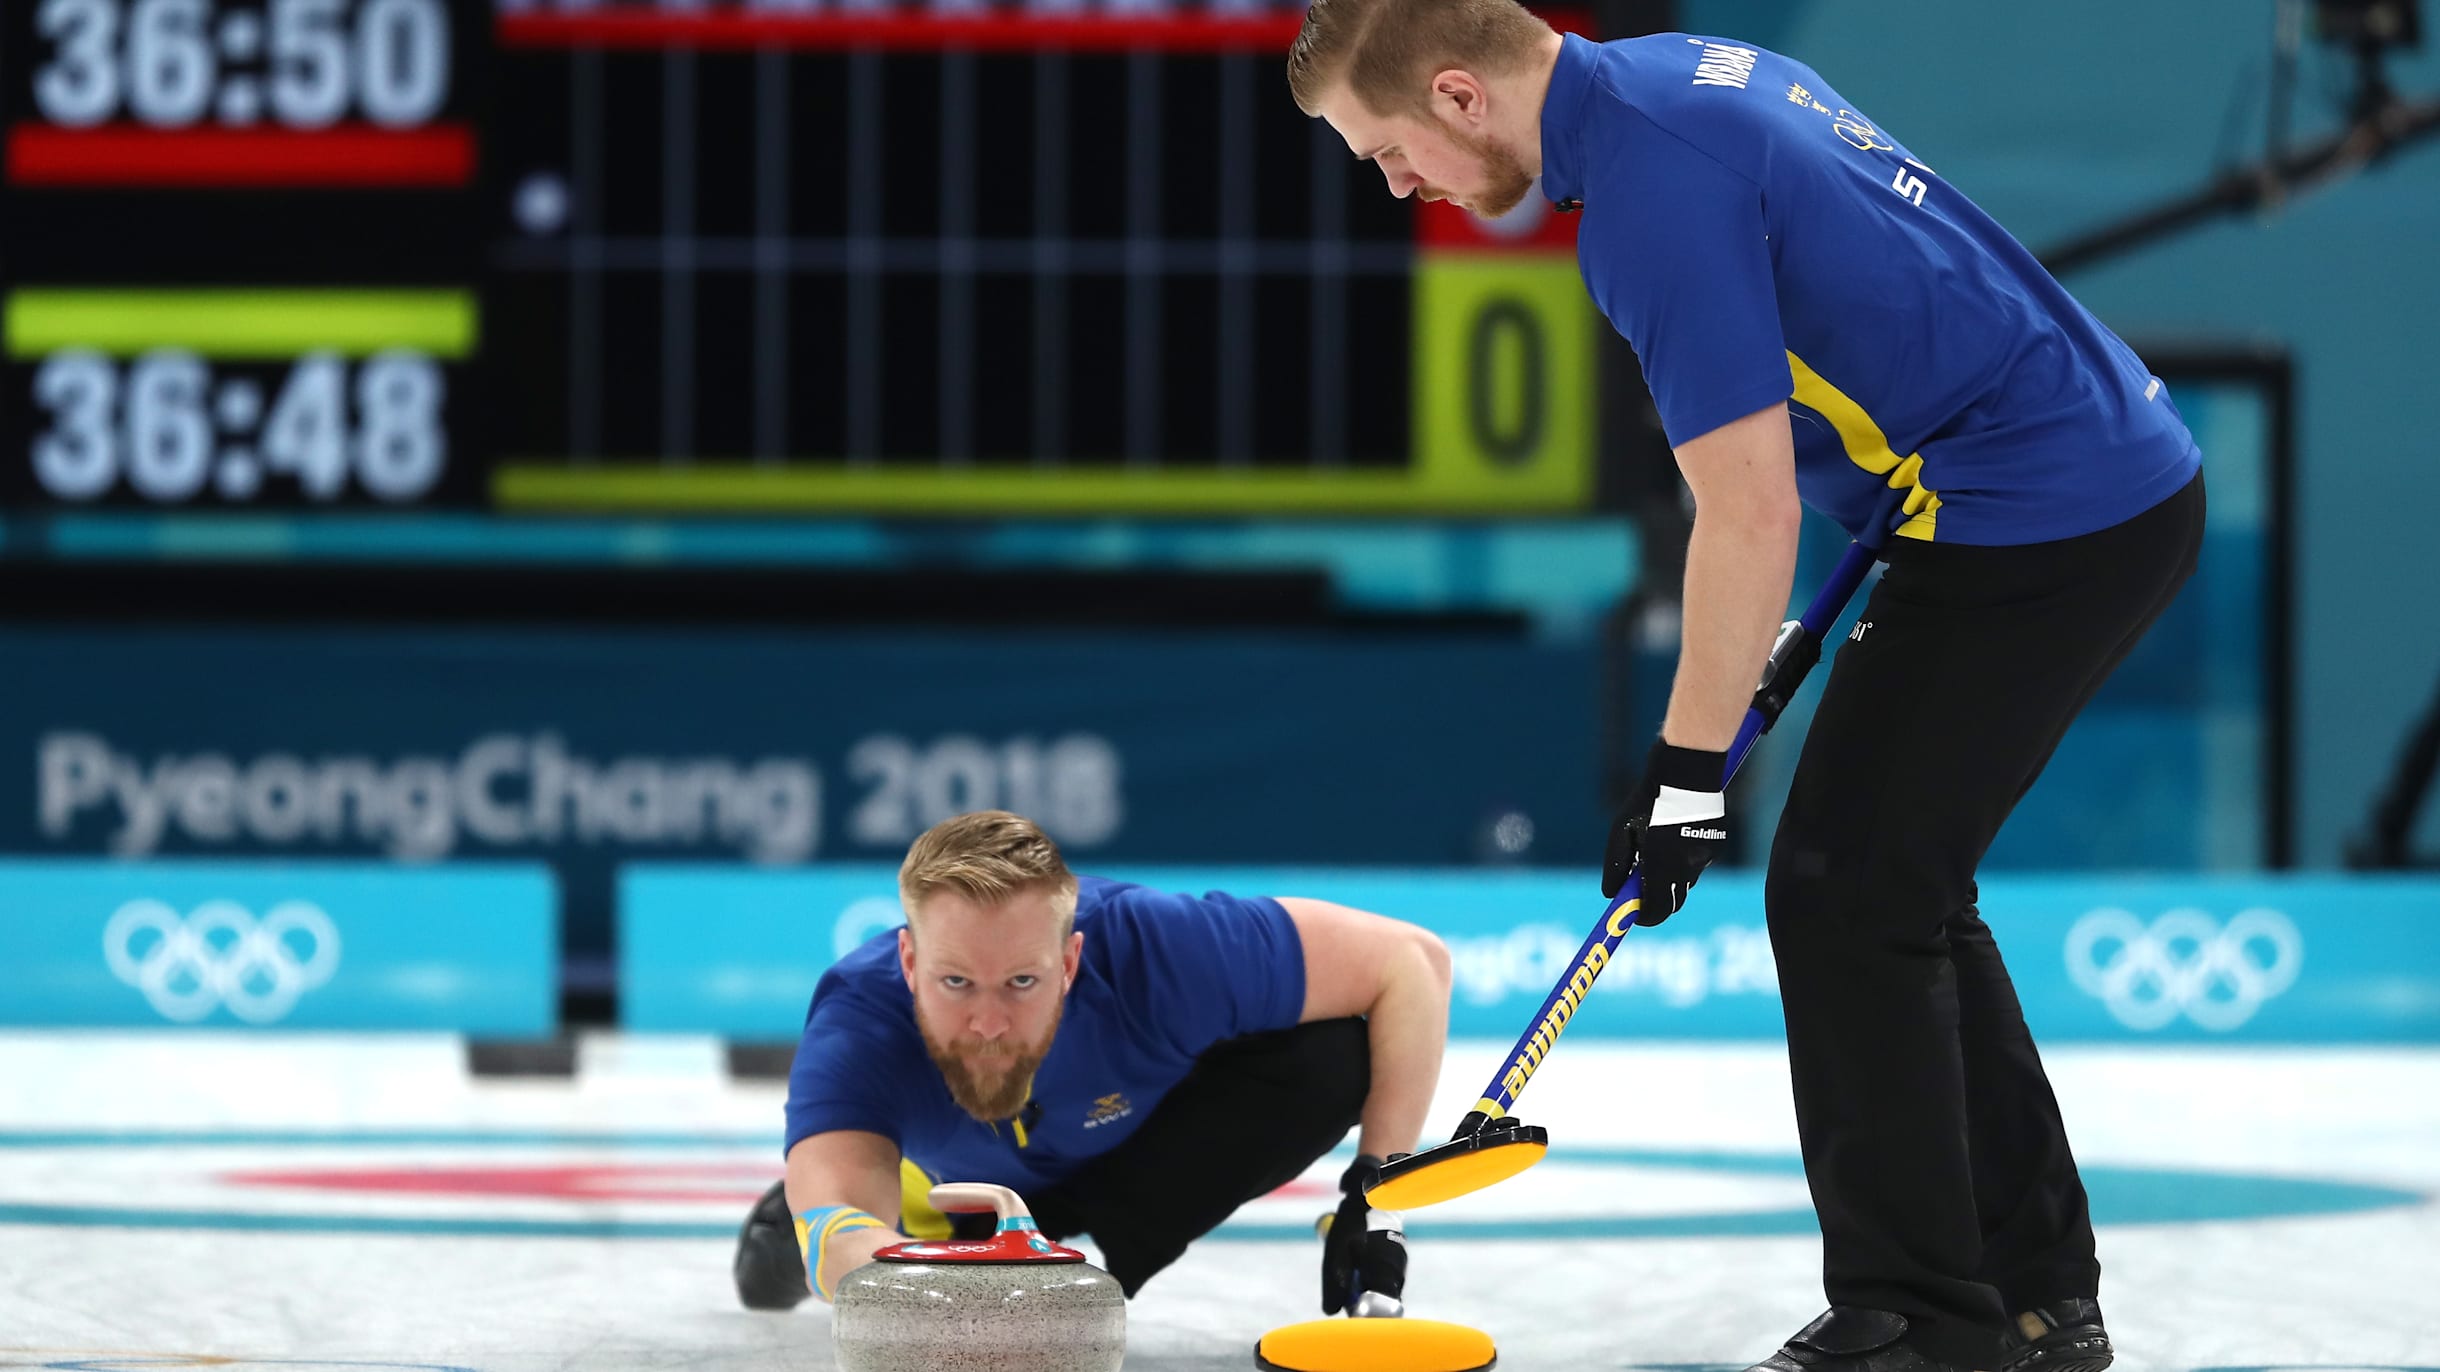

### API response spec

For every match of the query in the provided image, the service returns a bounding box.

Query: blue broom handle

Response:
[1719,536,1884,792]
[1456,500,1902,1131]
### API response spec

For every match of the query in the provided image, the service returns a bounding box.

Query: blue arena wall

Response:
[3,860,2426,1043]
[0,626,1605,973]
[622,866,2440,1044]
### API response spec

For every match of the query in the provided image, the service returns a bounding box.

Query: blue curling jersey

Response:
[783,876,1307,1198]
[1540,33,2200,545]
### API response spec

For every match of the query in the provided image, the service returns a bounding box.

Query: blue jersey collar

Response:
[1539,32,1599,211]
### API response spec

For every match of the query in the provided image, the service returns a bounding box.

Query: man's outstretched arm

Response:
[784,1128,907,1302]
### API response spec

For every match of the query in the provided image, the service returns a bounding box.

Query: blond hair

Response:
[898,810,1080,939]
[1287,0,1556,118]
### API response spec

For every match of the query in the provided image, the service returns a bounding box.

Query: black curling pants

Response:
[1763,473,2204,1366]
[1026,1016,1370,1295]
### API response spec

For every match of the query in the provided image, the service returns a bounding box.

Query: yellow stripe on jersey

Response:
[897,1159,954,1240]
[1786,351,1943,541]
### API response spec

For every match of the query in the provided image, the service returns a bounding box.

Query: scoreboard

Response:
[2,0,1605,516]
[2,0,489,507]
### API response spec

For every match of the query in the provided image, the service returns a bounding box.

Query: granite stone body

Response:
[831,1260,1126,1372]
[831,1183,1127,1372]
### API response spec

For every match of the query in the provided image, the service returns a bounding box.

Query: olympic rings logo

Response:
[102,899,342,1025]
[833,895,910,960]
[2064,906,2303,1032]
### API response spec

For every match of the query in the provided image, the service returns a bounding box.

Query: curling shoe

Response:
[1998,1299,2112,1372]
[733,1179,810,1311]
[1746,1307,1974,1372]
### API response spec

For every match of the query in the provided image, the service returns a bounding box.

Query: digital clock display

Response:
[5,288,475,505]
[36,0,447,124]
[2,0,487,508]
[17,0,471,184]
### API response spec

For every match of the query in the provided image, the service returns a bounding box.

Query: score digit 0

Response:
[1466,297,1549,467]
[1410,256,1595,508]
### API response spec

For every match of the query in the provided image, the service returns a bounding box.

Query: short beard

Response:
[1443,121,1538,220]
[921,997,1063,1124]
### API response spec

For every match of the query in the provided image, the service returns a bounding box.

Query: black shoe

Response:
[1747,1308,1970,1372]
[1998,1300,2111,1372]
[732,1179,810,1311]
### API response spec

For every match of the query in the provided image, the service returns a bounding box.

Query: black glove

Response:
[1319,1155,1407,1315]
[1601,739,1730,923]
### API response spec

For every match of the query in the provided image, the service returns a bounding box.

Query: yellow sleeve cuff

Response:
[795,1205,887,1302]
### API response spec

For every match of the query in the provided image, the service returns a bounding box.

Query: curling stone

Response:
[831,1182,1124,1372]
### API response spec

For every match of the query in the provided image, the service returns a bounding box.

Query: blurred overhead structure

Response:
[2041,0,2437,275]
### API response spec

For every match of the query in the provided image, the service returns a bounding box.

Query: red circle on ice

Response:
[213,1163,1334,1206]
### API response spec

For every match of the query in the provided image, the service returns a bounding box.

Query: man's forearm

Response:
[803,1224,902,1302]
[1663,503,1801,752]
[1357,937,1452,1161]
[784,1149,907,1302]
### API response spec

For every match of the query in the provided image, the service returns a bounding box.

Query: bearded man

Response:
[730,809,1453,1318]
